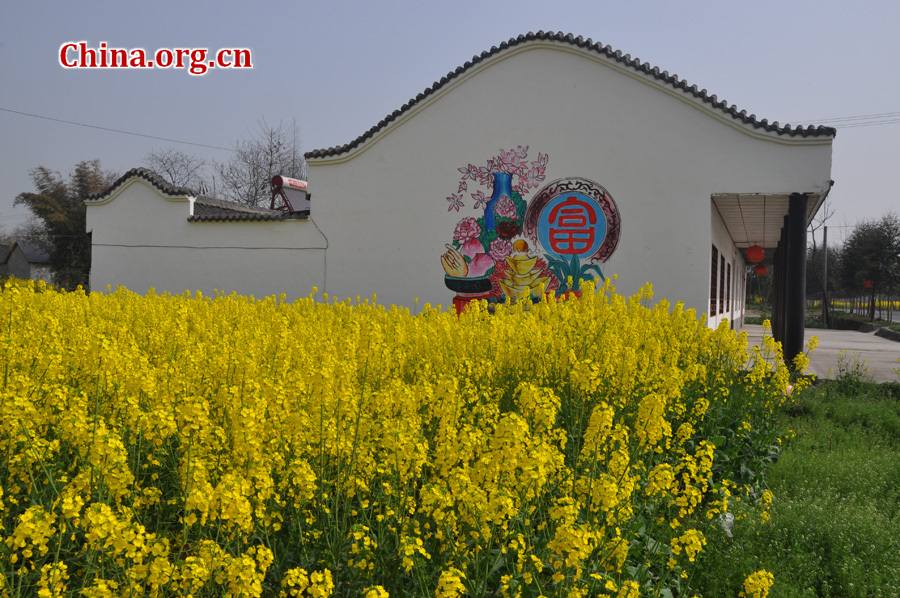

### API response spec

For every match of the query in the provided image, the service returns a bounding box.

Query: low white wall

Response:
[90,244,325,300]
[87,179,327,301]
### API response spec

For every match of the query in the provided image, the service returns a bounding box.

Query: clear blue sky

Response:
[1,0,897,242]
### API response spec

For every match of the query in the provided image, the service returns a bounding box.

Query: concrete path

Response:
[739,324,900,383]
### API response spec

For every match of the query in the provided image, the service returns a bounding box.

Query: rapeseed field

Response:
[0,277,806,598]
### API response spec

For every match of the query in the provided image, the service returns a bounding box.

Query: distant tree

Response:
[0,223,13,248]
[0,217,49,249]
[807,199,835,323]
[214,119,308,207]
[838,213,900,320]
[14,160,118,289]
[807,244,841,297]
[142,148,208,190]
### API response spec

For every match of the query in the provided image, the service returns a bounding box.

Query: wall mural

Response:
[440,147,620,312]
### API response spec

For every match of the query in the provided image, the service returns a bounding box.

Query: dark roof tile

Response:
[85,168,307,222]
[13,240,50,264]
[86,167,196,202]
[188,196,307,222]
[307,32,836,159]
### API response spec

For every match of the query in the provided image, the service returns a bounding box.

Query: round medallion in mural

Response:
[523,178,621,263]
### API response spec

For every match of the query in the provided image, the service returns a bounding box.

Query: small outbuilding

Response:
[5,240,54,284]
[0,244,10,278]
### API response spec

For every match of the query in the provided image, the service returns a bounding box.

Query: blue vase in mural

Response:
[484,171,512,231]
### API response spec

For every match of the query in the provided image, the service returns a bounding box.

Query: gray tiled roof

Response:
[189,196,307,222]
[86,168,306,222]
[86,167,196,202]
[307,31,837,159]
[14,240,50,264]
[0,244,12,264]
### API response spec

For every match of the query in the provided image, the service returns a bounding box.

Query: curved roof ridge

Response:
[85,168,306,222]
[306,31,836,159]
[85,167,196,202]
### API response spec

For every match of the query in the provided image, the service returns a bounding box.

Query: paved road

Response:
[739,324,900,383]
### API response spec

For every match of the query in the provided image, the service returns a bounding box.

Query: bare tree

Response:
[142,148,208,190]
[0,217,48,250]
[807,198,835,325]
[214,119,308,207]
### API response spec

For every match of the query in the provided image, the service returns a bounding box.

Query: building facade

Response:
[305,33,833,330]
[86,32,834,359]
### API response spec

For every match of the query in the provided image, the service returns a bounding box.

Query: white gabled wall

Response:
[308,42,831,313]
[87,179,327,301]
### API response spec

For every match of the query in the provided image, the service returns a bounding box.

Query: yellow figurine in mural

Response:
[499,240,550,301]
[440,244,469,278]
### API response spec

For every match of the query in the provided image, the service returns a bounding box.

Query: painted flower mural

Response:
[440,147,621,310]
[488,238,514,262]
[441,147,551,302]
[494,196,518,219]
[496,220,520,239]
[452,217,481,244]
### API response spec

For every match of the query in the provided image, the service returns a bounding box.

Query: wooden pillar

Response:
[784,193,808,369]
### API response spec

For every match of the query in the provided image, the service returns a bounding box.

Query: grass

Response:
[743,315,767,326]
[743,309,894,330]
[829,309,897,327]
[693,380,900,597]
[742,314,827,328]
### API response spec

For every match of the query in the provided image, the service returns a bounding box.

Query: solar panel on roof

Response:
[270,175,310,213]
[282,187,310,212]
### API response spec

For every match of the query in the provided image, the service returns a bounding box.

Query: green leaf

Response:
[581,264,605,281]
[711,435,726,447]
[645,536,665,554]
[545,256,567,269]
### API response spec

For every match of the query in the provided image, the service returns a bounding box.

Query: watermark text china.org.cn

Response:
[59,42,252,76]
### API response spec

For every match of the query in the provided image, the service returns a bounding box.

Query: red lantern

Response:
[747,245,765,264]
[754,264,768,276]
[864,280,874,289]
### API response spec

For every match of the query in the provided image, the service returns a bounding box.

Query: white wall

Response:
[87,179,327,301]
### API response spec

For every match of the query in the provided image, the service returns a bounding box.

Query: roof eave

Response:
[307,31,837,162]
